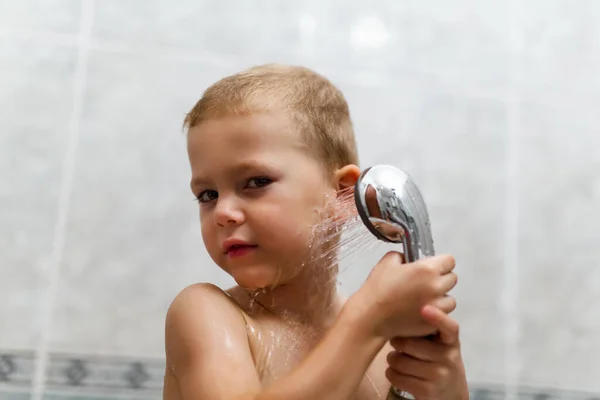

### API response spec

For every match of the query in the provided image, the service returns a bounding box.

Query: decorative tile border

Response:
[0,352,35,389]
[467,385,600,400]
[0,351,163,399]
[0,350,599,399]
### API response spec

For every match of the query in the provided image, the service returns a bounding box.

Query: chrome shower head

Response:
[353,164,436,399]
[354,164,435,262]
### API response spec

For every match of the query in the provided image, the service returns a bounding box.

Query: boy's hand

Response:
[356,253,458,340]
[385,305,469,400]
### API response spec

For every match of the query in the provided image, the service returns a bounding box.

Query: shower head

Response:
[354,165,435,263]
[353,164,436,399]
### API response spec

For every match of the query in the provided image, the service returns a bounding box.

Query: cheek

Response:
[199,214,219,253]
[256,208,310,242]
[262,192,329,244]
[250,199,312,244]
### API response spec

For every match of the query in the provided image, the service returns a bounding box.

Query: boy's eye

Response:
[195,178,271,202]
[246,177,272,189]
[196,190,218,203]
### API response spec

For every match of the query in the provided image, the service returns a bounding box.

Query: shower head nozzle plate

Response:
[353,164,435,262]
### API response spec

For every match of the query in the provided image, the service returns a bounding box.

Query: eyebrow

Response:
[190,160,277,187]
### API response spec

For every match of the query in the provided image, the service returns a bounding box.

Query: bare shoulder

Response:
[165,283,247,365]
[169,282,241,312]
[164,283,260,400]
[166,282,243,321]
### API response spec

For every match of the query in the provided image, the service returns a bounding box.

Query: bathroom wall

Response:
[1,0,599,399]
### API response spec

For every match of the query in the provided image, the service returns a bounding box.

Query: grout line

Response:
[30,1,95,400]
[504,0,522,399]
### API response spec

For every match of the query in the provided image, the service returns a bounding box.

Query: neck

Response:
[249,262,344,329]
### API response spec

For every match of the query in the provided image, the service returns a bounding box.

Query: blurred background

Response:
[1,0,599,399]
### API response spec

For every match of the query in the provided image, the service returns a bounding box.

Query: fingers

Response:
[387,351,437,379]
[428,295,456,315]
[390,337,442,362]
[420,305,460,345]
[385,367,435,400]
[437,272,458,294]
[383,253,453,275]
[428,254,456,275]
[382,251,406,265]
[369,251,405,281]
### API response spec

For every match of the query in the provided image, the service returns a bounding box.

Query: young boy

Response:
[163,64,469,400]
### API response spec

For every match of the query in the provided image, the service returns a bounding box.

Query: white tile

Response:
[0,37,77,350]
[517,0,600,92]
[0,0,81,35]
[517,87,600,391]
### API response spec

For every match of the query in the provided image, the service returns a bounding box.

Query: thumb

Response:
[420,305,459,345]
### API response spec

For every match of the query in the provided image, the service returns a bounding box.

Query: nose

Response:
[213,195,245,227]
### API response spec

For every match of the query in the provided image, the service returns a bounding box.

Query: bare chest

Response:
[246,320,393,400]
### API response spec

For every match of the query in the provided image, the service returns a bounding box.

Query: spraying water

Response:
[306,186,382,274]
[244,186,383,312]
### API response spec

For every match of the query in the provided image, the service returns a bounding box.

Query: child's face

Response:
[187,113,337,289]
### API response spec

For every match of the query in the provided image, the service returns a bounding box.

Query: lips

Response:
[226,245,257,259]
[222,238,258,258]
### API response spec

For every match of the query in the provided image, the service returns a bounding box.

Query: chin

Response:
[230,264,284,290]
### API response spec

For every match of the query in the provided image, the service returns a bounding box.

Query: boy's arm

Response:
[164,283,386,400]
[165,283,261,400]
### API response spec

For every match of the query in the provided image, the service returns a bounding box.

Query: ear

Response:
[333,164,361,191]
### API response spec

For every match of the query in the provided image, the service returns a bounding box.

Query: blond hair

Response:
[184,64,359,174]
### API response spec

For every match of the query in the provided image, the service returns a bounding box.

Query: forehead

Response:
[187,113,312,178]
[188,113,301,155]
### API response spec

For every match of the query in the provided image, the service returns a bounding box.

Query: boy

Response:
[164,64,469,400]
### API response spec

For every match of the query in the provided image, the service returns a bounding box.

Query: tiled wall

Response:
[1,0,599,399]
